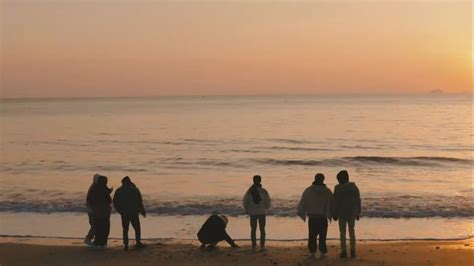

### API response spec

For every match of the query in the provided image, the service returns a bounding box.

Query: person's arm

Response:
[243,191,250,213]
[326,188,334,221]
[332,186,339,220]
[137,188,146,217]
[355,185,361,220]
[112,191,119,212]
[264,190,271,210]
[86,187,93,210]
[87,187,97,207]
[106,192,112,206]
[297,190,306,221]
[223,230,238,247]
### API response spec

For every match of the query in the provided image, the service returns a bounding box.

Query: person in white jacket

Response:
[243,175,271,251]
[297,173,333,258]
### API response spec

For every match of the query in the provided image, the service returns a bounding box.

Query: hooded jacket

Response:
[197,215,236,246]
[297,184,333,220]
[243,186,271,216]
[333,182,361,220]
[113,182,146,216]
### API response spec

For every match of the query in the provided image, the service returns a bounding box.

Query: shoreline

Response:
[2,234,474,242]
[2,213,472,240]
[1,236,472,265]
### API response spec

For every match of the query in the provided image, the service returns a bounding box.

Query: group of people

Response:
[85,174,147,250]
[85,170,361,260]
[297,170,361,258]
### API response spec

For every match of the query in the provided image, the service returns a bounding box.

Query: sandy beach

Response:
[0,236,472,266]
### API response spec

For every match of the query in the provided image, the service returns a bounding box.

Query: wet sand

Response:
[0,237,472,265]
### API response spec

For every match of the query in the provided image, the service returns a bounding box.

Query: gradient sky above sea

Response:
[2,0,472,98]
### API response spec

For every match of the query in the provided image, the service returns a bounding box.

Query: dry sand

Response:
[0,236,472,265]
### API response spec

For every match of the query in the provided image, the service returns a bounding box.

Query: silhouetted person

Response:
[333,170,361,258]
[243,175,271,251]
[197,214,239,250]
[297,173,333,259]
[87,175,112,248]
[84,174,100,245]
[113,176,147,251]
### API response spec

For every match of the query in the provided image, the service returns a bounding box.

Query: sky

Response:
[1,0,472,98]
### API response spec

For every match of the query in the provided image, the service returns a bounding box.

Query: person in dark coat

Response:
[333,170,361,258]
[197,214,239,250]
[113,176,147,251]
[87,175,112,248]
[297,173,333,259]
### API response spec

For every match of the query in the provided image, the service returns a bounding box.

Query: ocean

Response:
[1,95,472,240]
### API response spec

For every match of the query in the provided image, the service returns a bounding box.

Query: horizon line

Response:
[1,91,472,101]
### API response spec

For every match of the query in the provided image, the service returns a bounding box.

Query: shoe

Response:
[259,247,266,253]
[135,242,146,249]
[309,252,316,259]
[84,238,93,246]
[320,252,327,259]
[207,244,216,251]
[350,250,356,258]
[124,245,128,251]
[340,252,347,258]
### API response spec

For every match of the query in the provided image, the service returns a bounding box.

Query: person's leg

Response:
[250,216,258,249]
[318,218,328,255]
[93,217,104,246]
[339,219,347,257]
[348,218,356,257]
[130,214,142,245]
[121,215,130,249]
[85,212,95,243]
[258,215,266,249]
[307,218,317,255]
[104,216,110,246]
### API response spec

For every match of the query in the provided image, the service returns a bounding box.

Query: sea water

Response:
[1,95,472,239]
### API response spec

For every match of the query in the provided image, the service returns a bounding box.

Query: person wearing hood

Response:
[333,170,361,258]
[297,173,333,258]
[113,176,147,251]
[87,175,113,248]
[243,175,271,251]
[197,214,239,250]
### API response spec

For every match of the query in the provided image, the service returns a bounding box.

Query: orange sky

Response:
[1,1,472,98]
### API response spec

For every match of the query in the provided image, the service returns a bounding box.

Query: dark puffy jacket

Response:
[197,215,235,246]
[333,182,361,220]
[87,184,112,218]
[113,183,146,216]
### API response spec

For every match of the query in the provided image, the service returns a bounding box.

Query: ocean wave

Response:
[262,146,335,152]
[0,194,472,218]
[1,155,470,175]
[266,138,315,144]
[256,156,472,167]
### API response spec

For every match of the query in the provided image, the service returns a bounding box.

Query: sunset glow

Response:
[1,1,472,98]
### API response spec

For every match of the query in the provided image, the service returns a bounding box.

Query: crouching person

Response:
[113,176,147,251]
[197,214,239,250]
